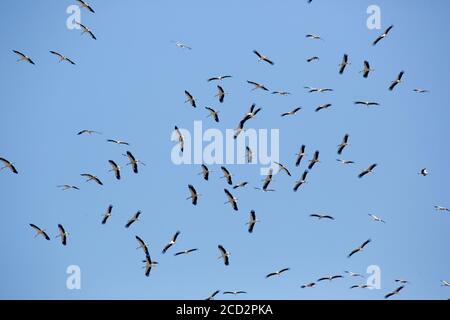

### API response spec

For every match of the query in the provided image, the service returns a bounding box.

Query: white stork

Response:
[293,170,308,192]
[205,106,220,123]
[50,51,76,65]
[368,214,386,223]
[76,0,95,13]
[384,286,404,299]
[281,107,301,117]
[57,184,80,191]
[12,50,35,65]
[208,75,232,82]
[174,126,184,153]
[184,90,197,107]
[125,211,142,228]
[80,173,103,185]
[337,134,349,155]
[218,245,230,266]
[389,71,404,91]
[246,210,259,233]
[57,224,69,246]
[266,268,290,278]
[108,160,121,180]
[339,54,350,74]
[360,60,374,78]
[101,205,113,224]
[0,157,18,174]
[295,145,306,167]
[77,129,101,135]
[247,80,269,91]
[162,231,180,254]
[348,239,371,258]
[107,139,130,146]
[30,224,50,240]
[373,25,393,46]
[174,248,198,256]
[123,151,145,173]
[253,50,274,65]
[315,103,332,112]
[187,184,200,205]
[75,21,97,40]
[358,164,377,178]
[308,151,320,169]
[224,189,238,211]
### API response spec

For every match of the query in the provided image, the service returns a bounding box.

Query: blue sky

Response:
[0,0,449,300]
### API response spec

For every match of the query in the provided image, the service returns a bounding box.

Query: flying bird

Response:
[306,87,333,93]
[308,151,320,169]
[223,291,247,295]
[174,41,192,50]
[315,103,332,112]
[274,162,291,176]
[174,126,184,153]
[272,91,291,96]
[75,21,96,40]
[77,129,101,135]
[49,51,76,65]
[246,210,259,233]
[135,235,149,256]
[337,134,349,155]
[208,75,232,82]
[358,164,377,178]
[339,54,350,74]
[162,231,180,254]
[306,34,323,40]
[281,107,301,117]
[187,184,200,205]
[310,214,334,220]
[389,71,404,91]
[434,206,450,212]
[247,80,269,91]
[76,0,95,13]
[345,271,364,278]
[12,50,35,65]
[184,90,197,107]
[57,184,79,191]
[301,282,316,288]
[336,159,355,164]
[395,279,411,284]
[354,101,379,107]
[260,168,274,191]
[56,224,69,246]
[108,160,121,180]
[174,248,198,256]
[101,205,113,224]
[413,88,429,93]
[30,224,50,240]
[205,290,220,300]
[307,56,320,62]
[142,255,158,277]
[123,151,145,173]
[215,85,226,103]
[253,50,274,65]
[360,60,374,78]
[350,284,372,289]
[0,157,18,174]
[107,139,130,146]
[295,145,306,167]
[317,275,343,282]
[80,173,103,185]
[368,214,386,223]
[293,170,308,192]
[125,211,142,228]
[373,25,393,46]
[266,268,290,278]
[220,166,233,185]
[233,181,248,189]
[205,106,220,123]
[199,164,210,181]
[440,280,450,287]
[224,189,238,211]
[384,286,404,299]
[348,239,371,258]
[218,245,231,266]
[418,168,428,177]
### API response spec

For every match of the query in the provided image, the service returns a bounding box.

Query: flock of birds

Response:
[2,0,449,300]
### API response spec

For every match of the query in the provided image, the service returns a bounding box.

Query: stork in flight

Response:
[30,224,50,240]
[142,255,158,277]
[293,170,308,192]
[281,107,301,117]
[81,173,103,185]
[350,284,372,289]
[307,56,320,63]
[184,90,197,107]
[247,80,269,91]
[246,210,259,233]
[301,282,316,289]
[373,25,394,46]
[348,239,371,258]
[338,54,350,74]
[306,34,323,40]
[413,88,429,93]
[253,50,274,65]
[354,101,379,107]
[174,41,192,50]
[123,151,145,173]
[50,51,76,65]
[441,280,450,287]
[101,205,113,224]
[310,214,334,220]
[108,160,121,180]
[368,214,386,223]
[0,157,18,174]
[220,166,233,185]
[224,189,238,211]
[233,182,248,189]
[135,235,150,256]
[306,87,333,93]
[308,151,320,169]
[274,162,291,176]
[337,134,349,155]
[395,279,411,285]
[389,71,404,91]
[384,286,404,299]
[205,106,220,123]
[76,0,95,13]
[358,164,377,178]
[187,184,200,205]
[12,50,35,65]
[75,22,97,40]
[434,206,450,212]
[57,184,80,191]
[77,129,101,135]
[272,91,291,96]
[208,75,232,82]
[266,268,290,278]
[317,275,343,282]
[174,248,198,256]
[107,139,130,146]
[199,164,210,181]
[125,211,142,228]
[418,168,428,176]
[162,231,180,254]
[205,290,220,300]
[295,145,306,167]
[223,291,247,296]
[345,271,364,278]
[215,85,226,103]
[315,103,332,112]
[336,159,355,165]
[218,245,231,265]
[360,60,374,78]
[174,126,185,153]
[57,224,69,246]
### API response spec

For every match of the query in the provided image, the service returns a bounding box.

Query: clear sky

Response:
[0,0,449,300]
